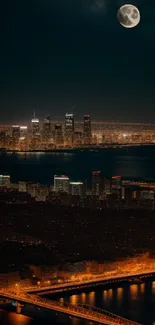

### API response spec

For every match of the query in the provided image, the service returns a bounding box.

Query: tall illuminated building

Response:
[12,125,20,148]
[104,178,111,195]
[65,113,74,145]
[0,175,10,186]
[92,171,102,196]
[20,126,28,139]
[42,116,51,141]
[31,114,40,137]
[12,125,20,139]
[83,115,92,145]
[54,175,69,193]
[54,123,63,146]
[69,182,84,196]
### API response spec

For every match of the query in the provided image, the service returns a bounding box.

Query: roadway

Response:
[0,288,142,325]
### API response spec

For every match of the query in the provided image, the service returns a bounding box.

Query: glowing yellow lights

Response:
[130,284,138,300]
[117,287,123,301]
[70,294,78,305]
[8,312,31,325]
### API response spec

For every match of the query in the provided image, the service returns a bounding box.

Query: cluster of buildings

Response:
[0,172,155,209]
[1,115,155,150]
[0,114,92,150]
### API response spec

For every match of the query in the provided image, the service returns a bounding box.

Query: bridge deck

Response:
[0,289,142,325]
[20,270,155,295]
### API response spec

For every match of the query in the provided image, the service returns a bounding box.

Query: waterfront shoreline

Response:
[1,143,155,154]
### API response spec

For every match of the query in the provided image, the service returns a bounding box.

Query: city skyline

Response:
[1,0,155,123]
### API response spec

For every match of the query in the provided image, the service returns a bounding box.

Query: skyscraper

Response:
[54,123,63,146]
[0,175,10,186]
[12,125,20,139]
[83,115,92,145]
[65,113,74,145]
[12,125,20,148]
[92,171,102,196]
[69,182,84,197]
[31,113,40,137]
[54,175,69,193]
[20,126,28,139]
[42,116,51,142]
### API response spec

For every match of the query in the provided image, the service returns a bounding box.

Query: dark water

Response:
[1,146,155,184]
[1,280,155,325]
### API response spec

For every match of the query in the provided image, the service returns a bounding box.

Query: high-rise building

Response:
[69,182,84,196]
[92,171,102,196]
[42,116,51,141]
[54,124,63,146]
[0,175,10,186]
[83,115,92,145]
[65,113,74,145]
[12,125,20,148]
[54,175,69,193]
[111,176,121,198]
[12,125,20,139]
[31,115,40,137]
[104,178,111,195]
[20,126,28,139]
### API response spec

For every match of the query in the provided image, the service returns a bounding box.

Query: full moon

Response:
[117,4,140,28]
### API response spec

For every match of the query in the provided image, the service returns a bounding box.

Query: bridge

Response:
[21,270,155,295]
[0,288,142,325]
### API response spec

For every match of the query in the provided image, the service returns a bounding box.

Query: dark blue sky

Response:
[0,0,154,123]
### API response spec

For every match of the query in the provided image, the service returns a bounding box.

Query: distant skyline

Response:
[1,0,155,123]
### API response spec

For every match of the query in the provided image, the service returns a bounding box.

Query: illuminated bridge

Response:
[22,270,155,295]
[0,288,142,325]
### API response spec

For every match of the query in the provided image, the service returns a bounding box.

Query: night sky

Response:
[1,0,155,123]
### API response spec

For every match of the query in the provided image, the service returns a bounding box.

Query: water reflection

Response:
[81,293,86,304]
[103,290,108,301]
[140,283,145,294]
[129,284,138,300]
[107,289,113,300]
[88,291,95,305]
[70,295,78,305]
[8,312,31,325]
[152,282,155,294]
[117,287,123,301]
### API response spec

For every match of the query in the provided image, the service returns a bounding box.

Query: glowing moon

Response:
[117,4,140,28]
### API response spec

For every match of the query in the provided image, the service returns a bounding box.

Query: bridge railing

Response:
[0,289,142,325]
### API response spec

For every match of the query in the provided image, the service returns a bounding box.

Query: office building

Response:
[12,125,20,139]
[0,175,10,186]
[65,113,74,145]
[31,115,40,137]
[42,116,51,141]
[92,171,102,196]
[69,182,84,196]
[54,175,69,193]
[83,115,92,145]
[104,178,111,195]
[54,123,63,146]
[20,126,28,139]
